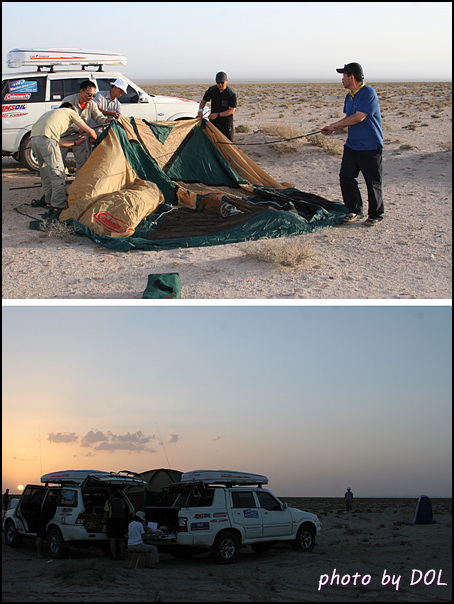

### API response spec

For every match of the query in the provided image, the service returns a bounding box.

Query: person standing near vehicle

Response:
[30,102,97,219]
[61,80,114,173]
[93,78,128,119]
[198,71,237,141]
[321,62,384,226]
[102,487,127,560]
[3,489,10,517]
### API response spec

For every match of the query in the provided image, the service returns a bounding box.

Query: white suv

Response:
[3,470,147,559]
[145,470,321,564]
[2,48,202,171]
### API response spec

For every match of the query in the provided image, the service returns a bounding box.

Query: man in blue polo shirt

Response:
[322,63,384,226]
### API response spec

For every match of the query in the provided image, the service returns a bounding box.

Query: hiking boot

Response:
[343,212,363,223]
[364,216,384,226]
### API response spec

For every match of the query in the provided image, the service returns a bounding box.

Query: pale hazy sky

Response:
[2,305,452,497]
[2,2,452,81]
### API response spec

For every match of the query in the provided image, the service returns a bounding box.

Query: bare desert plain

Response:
[2,497,452,602]
[2,81,452,300]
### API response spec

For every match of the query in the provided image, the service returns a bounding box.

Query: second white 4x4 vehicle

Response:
[3,469,147,558]
[2,48,203,171]
[145,470,321,564]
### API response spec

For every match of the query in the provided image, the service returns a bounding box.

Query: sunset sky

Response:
[2,2,452,81]
[2,305,451,498]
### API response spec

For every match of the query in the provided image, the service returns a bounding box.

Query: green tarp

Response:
[32,118,348,251]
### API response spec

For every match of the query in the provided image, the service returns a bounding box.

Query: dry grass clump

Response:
[258,123,303,140]
[241,236,317,268]
[39,219,77,242]
[235,124,251,133]
[257,123,305,154]
[307,133,344,156]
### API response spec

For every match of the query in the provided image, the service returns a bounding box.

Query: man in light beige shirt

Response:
[31,103,97,217]
[61,80,114,173]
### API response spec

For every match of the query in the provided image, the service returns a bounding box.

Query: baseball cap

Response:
[112,78,128,93]
[135,511,146,522]
[336,63,364,80]
[215,71,228,83]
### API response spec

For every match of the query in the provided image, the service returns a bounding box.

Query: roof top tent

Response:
[413,495,433,524]
[6,48,127,72]
[180,470,269,487]
[40,469,147,488]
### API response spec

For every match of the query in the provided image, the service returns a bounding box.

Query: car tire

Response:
[211,531,240,564]
[292,524,316,552]
[4,520,23,547]
[48,527,68,559]
[18,133,39,172]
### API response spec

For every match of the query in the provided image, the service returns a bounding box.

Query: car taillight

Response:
[178,517,188,532]
[76,513,86,525]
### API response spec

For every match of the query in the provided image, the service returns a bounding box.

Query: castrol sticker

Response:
[2,104,29,118]
[93,211,134,234]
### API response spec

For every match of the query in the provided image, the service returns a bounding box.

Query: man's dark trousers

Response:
[339,145,384,218]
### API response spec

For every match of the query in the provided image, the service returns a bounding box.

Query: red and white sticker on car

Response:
[2,104,29,118]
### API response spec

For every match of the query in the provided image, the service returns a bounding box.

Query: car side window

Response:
[49,78,88,102]
[95,78,137,104]
[60,489,78,507]
[231,491,256,508]
[256,491,282,511]
[2,76,46,103]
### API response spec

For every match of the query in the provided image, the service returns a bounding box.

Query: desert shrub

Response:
[307,133,343,156]
[240,236,316,268]
[39,220,77,242]
[235,124,251,133]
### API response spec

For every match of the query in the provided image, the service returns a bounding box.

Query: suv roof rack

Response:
[6,48,127,72]
[180,470,269,486]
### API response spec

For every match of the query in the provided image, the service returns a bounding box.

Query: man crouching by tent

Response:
[30,102,97,220]
[198,71,237,141]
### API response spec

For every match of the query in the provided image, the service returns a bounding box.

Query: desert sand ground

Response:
[2,498,451,602]
[2,82,452,300]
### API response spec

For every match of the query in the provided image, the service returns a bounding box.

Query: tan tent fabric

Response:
[132,118,198,170]
[175,184,265,217]
[116,115,198,170]
[204,122,285,189]
[60,127,164,237]
[65,127,137,206]
[61,177,163,238]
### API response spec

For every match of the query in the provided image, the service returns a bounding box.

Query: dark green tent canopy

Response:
[50,117,348,252]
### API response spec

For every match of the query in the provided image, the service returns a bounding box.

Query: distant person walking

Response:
[344,487,354,512]
[321,62,384,226]
[198,72,237,141]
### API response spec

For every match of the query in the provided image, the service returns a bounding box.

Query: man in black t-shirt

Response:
[198,71,237,141]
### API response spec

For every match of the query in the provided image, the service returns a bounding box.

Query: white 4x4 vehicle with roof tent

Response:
[3,469,147,559]
[144,470,321,564]
[2,48,203,171]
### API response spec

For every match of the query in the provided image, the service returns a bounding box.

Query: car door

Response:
[15,485,47,533]
[230,490,262,539]
[255,491,293,538]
